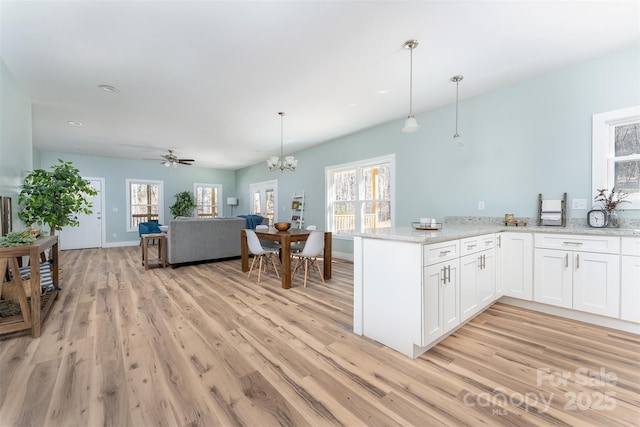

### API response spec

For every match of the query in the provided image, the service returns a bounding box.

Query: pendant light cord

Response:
[455,79,459,134]
[408,47,413,116]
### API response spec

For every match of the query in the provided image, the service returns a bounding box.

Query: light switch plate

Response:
[572,199,587,210]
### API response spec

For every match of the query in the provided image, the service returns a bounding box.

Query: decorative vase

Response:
[608,210,620,228]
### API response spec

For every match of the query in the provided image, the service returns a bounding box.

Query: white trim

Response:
[126,178,164,232]
[249,179,279,222]
[193,182,223,217]
[84,177,106,248]
[325,153,395,233]
[592,106,640,210]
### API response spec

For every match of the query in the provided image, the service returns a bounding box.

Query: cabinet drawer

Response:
[460,234,495,256]
[534,233,620,254]
[621,237,640,256]
[424,240,459,266]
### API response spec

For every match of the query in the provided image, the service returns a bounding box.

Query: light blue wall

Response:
[235,46,640,255]
[38,152,236,244]
[0,58,32,229]
[4,47,639,252]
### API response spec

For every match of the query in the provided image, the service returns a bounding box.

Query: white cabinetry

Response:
[460,234,495,322]
[422,241,460,345]
[621,237,640,323]
[534,234,620,317]
[497,232,533,300]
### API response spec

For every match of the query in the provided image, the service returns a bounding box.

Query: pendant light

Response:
[451,75,464,147]
[266,112,298,172]
[401,40,419,133]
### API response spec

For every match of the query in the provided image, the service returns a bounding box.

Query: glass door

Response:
[249,180,278,225]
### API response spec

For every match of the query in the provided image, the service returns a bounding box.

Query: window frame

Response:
[126,179,164,232]
[193,183,223,218]
[592,106,640,210]
[325,154,395,239]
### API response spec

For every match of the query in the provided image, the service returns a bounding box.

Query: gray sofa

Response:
[166,217,264,266]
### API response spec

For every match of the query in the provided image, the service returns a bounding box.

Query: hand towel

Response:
[541,199,562,212]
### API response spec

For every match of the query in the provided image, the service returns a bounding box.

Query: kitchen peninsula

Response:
[352,221,640,359]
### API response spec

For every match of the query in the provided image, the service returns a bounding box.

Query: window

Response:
[326,154,394,235]
[126,179,164,232]
[194,183,222,217]
[593,106,640,209]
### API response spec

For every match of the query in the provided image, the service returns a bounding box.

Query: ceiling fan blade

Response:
[178,160,193,165]
[178,158,195,162]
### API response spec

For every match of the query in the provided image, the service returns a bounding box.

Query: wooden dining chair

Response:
[245,229,280,283]
[292,230,325,287]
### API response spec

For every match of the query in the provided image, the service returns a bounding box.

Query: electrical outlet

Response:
[478,201,485,210]
[572,199,587,210]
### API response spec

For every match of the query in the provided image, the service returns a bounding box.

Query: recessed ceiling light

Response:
[98,84,119,93]
[67,121,83,126]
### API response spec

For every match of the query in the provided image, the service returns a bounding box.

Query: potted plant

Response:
[594,187,630,228]
[17,159,98,235]
[169,191,196,218]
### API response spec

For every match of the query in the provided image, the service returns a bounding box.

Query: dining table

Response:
[241,228,332,289]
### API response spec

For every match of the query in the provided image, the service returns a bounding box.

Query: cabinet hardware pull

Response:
[485,240,493,245]
[446,265,451,284]
[497,235,501,248]
[441,267,447,284]
[439,250,451,256]
[562,241,583,246]
[576,254,580,269]
[482,254,486,269]
[565,253,569,268]
[467,244,477,249]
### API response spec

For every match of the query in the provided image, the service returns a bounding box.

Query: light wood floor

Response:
[0,246,638,427]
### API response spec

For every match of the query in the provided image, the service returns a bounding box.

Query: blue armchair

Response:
[138,221,162,245]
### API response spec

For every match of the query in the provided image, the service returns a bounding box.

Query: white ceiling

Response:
[1,1,639,169]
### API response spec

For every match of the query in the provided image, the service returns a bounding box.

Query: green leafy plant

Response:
[18,159,98,235]
[169,191,196,218]
[0,230,37,247]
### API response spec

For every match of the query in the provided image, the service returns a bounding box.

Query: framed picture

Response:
[291,201,300,210]
[291,215,300,221]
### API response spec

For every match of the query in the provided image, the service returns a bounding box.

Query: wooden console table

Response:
[0,236,59,337]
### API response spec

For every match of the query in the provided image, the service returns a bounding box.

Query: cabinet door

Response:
[621,255,640,323]
[477,249,495,308]
[460,254,480,322]
[423,260,460,345]
[534,249,572,308]
[442,260,460,335]
[573,252,620,318]
[422,263,444,344]
[501,233,533,300]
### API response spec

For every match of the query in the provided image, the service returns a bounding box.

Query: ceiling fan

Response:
[159,150,195,168]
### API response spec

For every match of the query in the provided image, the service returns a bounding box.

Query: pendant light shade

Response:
[451,75,464,147]
[401,40,419,133]
[266,112,298,172]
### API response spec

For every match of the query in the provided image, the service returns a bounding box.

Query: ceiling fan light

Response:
[402,116,419,133]
[164,161,170,167]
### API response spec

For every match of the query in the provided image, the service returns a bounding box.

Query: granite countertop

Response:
[346,223,640,244]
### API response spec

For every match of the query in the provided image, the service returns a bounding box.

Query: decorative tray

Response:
[412,222,442,231]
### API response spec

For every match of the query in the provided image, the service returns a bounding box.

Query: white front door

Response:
[249,180,278,225]
[59,178,104,250]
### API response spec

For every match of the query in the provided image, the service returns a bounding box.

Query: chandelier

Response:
[267,112,298,172]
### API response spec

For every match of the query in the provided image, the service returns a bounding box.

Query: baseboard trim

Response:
[499,296,640,335]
